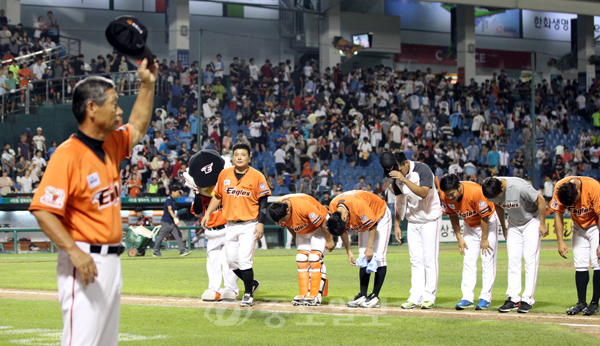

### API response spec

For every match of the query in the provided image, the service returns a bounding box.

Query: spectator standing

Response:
[212,54,224,79]
[46,11,59,43]
[0,169,13,195]
[487,145,500,172]
[33,16,47,41]
[498,145,510,176]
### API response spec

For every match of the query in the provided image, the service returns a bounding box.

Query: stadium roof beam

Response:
[418,0,600,16]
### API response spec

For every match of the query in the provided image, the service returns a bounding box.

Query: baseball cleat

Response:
[455,300,474,310]
[252,280,260,294]
[583,303,599,316]
[201,290,221,302]
[304,295,321,307]
[421,301,435,309]
[360,293,380,308]
[567,302,587,315]
[401,301,417,309]
[517,302,532,313]
[498,299,519,313]
[152,253,162,257]
[221,288,238,302]
[347,293,367,308]
[292,295,306,306]
[475,299,490,310]
[180,250,192,257]
[240,294,254,307]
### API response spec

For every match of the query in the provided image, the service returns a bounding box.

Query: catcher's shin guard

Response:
[296,251,310,299]
[309,251,327,298]
[320,263,328,297]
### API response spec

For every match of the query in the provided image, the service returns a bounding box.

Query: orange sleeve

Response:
[300,200,327,228]
[472,189,494,218]
[591,183,600,216]
[214,171,225,199]
[28,147,73,217]
[255,171,271,198]
[104,124,132,162]
[550,182,566,214]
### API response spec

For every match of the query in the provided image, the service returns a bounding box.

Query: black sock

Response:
[372,266,387,297]
[592,270,600,305]
[240,269,254,295]
[576,270,590,305]
[233,269,242,279]
[359,267,370,296]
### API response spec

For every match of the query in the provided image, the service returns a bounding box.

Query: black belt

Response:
[209,225,226,230]
[229,219,257,224]
[90,244,125,256]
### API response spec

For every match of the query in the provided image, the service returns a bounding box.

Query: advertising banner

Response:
[522,10,576,42]
[475,9,520,38]
[395,43,532,70]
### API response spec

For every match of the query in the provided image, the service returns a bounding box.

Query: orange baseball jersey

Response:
[276,193,328,235]
[550,176,600,228]
[29,125,132,244]
[192,194,227,228]
[214,166,271,221]
[329,190,387,233]
[440,181,495,228]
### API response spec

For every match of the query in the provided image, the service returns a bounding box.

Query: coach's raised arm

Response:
[126,58,158,152]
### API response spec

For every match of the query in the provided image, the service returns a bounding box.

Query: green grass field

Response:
[1,241,599,345]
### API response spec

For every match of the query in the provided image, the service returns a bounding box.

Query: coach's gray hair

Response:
[72,76,116,124]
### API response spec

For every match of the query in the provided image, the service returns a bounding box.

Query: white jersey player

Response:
[481,177,548,313]
[380,151,443,309]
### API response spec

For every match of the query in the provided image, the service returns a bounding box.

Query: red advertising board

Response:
[395,43,532,70]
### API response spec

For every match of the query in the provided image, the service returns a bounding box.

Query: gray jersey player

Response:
[481,177,548,313]
[380,151,443,309]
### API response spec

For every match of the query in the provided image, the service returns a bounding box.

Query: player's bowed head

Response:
[327,211,348,237]
[439,174,463,201]
[268,202,291,224]
[481,177,505,200]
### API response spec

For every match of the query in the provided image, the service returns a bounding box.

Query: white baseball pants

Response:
[297,227,327,253]
[358,207,392,267]
[225,220,258,270]
[206,228,239,295]
[461,213,499,303]
[407,217,442,304]
[573,224,600,271]
[506,218,541,305]
[57,242,122,346]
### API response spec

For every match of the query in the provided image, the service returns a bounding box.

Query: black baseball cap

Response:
[188,150,225,188]
[105,16,154,67]
[380,151,398,178]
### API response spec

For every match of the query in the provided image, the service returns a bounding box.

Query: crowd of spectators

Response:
[4,48,600,207]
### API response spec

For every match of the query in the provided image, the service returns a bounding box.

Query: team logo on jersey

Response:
[448,204,455,209]
[360,215,367,221]
[568,206,592,216]
[550,199,558,209]
[224,179,230,186]
[40,186,65,209]
[289,223,309,233]
[224,187,251,197]
[92,183,120,210]
[458,210,477,219]
[502,202,520,209]
[201,162,214,174]
[478,201,487,209]
[260,183,266,190]
[87,172,100,189]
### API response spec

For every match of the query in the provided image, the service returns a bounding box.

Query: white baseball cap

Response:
[36,127,42,131]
